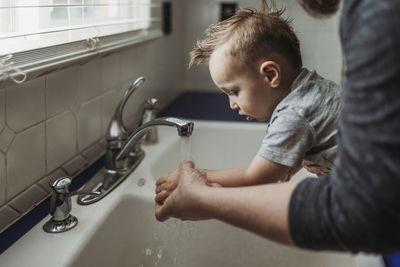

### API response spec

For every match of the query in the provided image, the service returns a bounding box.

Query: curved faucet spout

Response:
[116,117,194,162]
[106,77,145,145]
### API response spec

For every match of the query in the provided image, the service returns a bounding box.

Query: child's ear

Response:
[259,61,281,88]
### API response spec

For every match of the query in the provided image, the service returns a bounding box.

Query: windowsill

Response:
[0,28,163,88]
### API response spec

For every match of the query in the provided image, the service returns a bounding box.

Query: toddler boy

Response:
[156,1,342,202]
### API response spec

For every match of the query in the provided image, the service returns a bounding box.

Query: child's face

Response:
[209,45,277,122]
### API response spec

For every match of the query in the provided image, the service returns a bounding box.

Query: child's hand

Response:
[155,161,211,222]
[302,160,330,176]
[155,169,178,204]
[278,167,301,183]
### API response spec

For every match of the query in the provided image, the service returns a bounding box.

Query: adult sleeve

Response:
[289,0,400,254]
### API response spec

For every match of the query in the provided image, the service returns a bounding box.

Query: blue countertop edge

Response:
[157,92,265,123]
[1,92,399,266]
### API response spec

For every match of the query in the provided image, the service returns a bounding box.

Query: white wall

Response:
[181,0,343,92]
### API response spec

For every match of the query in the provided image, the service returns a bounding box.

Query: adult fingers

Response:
[155,190,170,204]
[155,201,170,222]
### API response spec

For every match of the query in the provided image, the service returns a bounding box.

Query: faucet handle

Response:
[50,177,72,194]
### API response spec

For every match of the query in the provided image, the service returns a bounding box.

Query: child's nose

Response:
[229,97,238,110]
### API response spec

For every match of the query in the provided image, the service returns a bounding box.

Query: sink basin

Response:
[71,194,356,267]
[1,120,383,267]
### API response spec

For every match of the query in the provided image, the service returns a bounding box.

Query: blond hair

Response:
[189,0,302,70]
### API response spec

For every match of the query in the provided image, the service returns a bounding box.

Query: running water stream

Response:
[180,136,191,162]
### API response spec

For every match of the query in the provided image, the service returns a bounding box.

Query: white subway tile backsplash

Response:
[133,43,152,81]
[98,138,107,149]
[0,152,5,206]
[0,88,4,133]
[70,98,82,118]
[62,155,88,176]
[0,126,15,153]
[5,78,45,132]
[100,89,121,134]
[0,0,186,233]
[77,97,102,151]
[9,185,47,213]
[101,53,122,92]
[81,143,104,163]
[7,123,45,199]
[120,46,140,84]
[46,111,77,173]
[46,68,78,118]
[77,58,102,101]
[0,205,19,230]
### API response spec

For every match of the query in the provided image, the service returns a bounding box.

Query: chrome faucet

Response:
[105,77,145,173]
[77,77,194,205]
[116,117,193,165]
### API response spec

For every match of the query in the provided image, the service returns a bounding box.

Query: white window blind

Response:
[0,0,162,85]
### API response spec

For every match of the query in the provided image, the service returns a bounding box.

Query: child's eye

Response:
[227,90,238,96]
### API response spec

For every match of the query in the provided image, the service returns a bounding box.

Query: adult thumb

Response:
[155,198,172,222]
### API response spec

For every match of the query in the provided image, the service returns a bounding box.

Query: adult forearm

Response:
[197,181,300,245]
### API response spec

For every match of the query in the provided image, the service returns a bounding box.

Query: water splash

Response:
[157,248,163,260]
[145,248,152,256]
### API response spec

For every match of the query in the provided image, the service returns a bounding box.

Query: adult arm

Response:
[289,0,400,254]
[155,161,299,246]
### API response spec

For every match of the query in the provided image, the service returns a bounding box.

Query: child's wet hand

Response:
[155,161,210,222]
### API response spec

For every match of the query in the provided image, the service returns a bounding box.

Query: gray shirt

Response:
[289,0,400,254]
[258,68,342,168]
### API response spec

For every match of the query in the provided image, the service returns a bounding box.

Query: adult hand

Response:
[155,161,210,222]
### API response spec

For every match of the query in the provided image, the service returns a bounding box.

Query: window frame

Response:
[0,0,163,87]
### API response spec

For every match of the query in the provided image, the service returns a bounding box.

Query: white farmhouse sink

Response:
[1,121,383,267]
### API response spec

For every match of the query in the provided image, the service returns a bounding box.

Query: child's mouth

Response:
[246,116,253,121]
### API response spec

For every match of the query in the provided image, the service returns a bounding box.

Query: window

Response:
[0,0,162,84]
